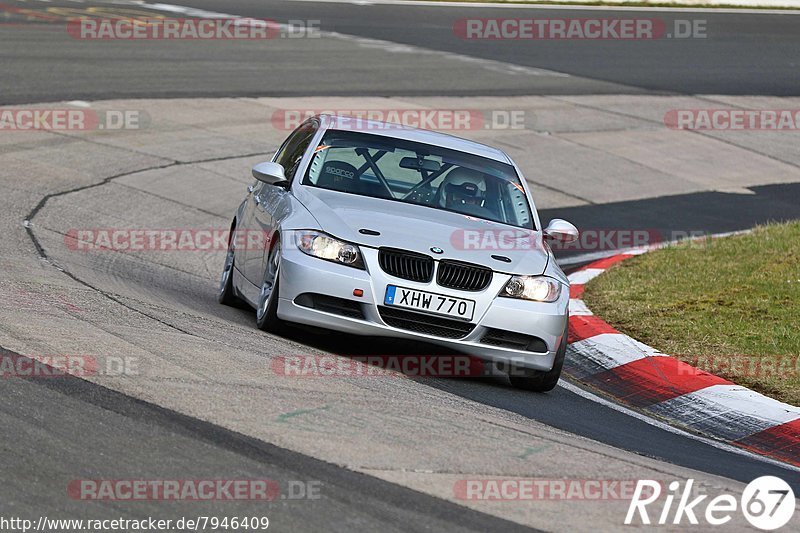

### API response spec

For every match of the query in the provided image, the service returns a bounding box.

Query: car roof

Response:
[319,114,512,164]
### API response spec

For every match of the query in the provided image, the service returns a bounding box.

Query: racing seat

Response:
[316,161,361,193]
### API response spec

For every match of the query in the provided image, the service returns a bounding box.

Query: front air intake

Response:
[378,248,434,283]
[437,260,493,292]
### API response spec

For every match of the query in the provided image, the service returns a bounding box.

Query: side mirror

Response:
[252,162,288,186]
[543,219,579,243]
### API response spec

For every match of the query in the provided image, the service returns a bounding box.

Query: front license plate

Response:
[384,285,475,321]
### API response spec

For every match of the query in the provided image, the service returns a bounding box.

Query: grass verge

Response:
[583,222,800,406]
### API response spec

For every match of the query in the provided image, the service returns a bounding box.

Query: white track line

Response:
[558,379,800,474]
[133,1,569,77]
[279,0,800,15]
[561,228,800,471]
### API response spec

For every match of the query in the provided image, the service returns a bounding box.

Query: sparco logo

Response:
[326,167,354,178]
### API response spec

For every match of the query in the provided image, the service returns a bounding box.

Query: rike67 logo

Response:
[626,477,796,530]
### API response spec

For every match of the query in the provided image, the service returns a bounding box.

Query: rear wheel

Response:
[218,225,240,306]
[256,239,288,334]
[508,323,568,392]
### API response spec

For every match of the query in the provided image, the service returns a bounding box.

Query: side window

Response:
[273,120,319,182]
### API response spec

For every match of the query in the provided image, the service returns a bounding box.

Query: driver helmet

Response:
[439,167,487,209]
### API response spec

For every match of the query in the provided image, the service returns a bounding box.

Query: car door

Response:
[244,119,319,284]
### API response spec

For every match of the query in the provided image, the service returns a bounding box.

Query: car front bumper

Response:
[276,245,569,372]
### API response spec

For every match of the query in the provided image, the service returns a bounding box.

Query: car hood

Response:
[294,187,550,275]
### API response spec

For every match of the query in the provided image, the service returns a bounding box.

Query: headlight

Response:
[501,276,562,302]
[295,231,365,269]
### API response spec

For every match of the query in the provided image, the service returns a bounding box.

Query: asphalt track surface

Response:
[0,349,535,532]
[2,0,800,103]
[168,0,800,95]
[2,0,800,531]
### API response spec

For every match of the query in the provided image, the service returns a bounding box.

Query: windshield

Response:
[302,130,535,230]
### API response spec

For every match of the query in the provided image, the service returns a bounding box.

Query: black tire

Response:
[255,239,288,334]
[508,323,569,392]
[218,224,240,306]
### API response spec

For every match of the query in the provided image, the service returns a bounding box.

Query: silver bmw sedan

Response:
[219,114,579,391]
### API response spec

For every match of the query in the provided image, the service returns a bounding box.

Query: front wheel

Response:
[256,240,288,334]
[218,227,240,306]
[508,323,568,392]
